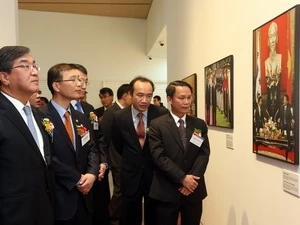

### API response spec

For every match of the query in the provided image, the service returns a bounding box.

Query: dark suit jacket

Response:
[95,106,105,118]
[101,102,122,168]
[81,101,95,118]
[111,104,168,196]
[149,113,210,203]
[43,102,99,220]
[0,93,54,225]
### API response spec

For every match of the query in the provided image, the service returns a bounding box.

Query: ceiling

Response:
[18,0,153,19]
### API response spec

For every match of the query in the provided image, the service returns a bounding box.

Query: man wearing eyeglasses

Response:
[0,46,54,225]
[42,63,100,225]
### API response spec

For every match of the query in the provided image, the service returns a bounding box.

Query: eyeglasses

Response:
[11,64,40,72]
[56,77,89,86]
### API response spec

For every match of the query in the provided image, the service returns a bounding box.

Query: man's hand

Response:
[98,163,107,181]
[182,175,200,193]
[77,173,96,195]
[178,186,192,196]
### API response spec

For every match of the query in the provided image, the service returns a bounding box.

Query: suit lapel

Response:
[32,108,51,165]
[124,107,141,148]
[185,116,195,150]
[48,103,75,151]
[0,93,45,162]
[166,113,185,151]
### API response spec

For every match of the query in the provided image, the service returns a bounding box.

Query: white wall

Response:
[0,0,18,46]
[148,0,300,225]
[18,10,167,107]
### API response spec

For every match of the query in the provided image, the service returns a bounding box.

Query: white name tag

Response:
[93,122,99,130]
[190,134,204,147]
[81,130,90,146]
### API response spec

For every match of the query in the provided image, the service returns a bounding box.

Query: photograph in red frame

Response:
[253,5,299,164]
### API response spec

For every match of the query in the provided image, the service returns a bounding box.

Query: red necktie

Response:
[136,113,145,148]
[64,112,74,146]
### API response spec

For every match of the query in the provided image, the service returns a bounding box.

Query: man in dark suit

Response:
[253,96,270,134]
[149,80,210,225]
[70,64,110,225]
[275,94,295,138]
[111,76,168,225]
[100,83,132,225]
[95,87,114,122]
[0,46,54,225]
[45,63,100,225]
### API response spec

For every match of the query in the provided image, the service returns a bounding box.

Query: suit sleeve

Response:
[111,113,122,155]
[149,120,186,184]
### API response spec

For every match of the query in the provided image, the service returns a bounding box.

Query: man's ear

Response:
[0,72,9,86]
[52,82,60,92]
[167,96,172,105]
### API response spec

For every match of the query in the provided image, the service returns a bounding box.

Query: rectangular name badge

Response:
[190,134,204,147]
[93,122,99,130]
[81,130,90,146]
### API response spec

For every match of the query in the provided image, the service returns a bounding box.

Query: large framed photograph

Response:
[252,5,300,164]
[204,55,234,128]
[182,73,197,117]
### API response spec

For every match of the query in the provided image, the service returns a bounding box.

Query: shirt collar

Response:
[116,101,124,109]
[1,91,30,113]
[170,110,186,124]
[50,99,71,119]
[131,105,148,118]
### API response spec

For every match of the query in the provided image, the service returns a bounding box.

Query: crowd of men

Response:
[0,45,210,225]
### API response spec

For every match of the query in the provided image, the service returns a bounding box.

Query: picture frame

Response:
[252,5,300,164]
[182,73,197,117]
[204,55,234,128]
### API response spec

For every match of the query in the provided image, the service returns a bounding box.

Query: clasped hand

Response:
[179,174,200,196]
[77,173,96,195]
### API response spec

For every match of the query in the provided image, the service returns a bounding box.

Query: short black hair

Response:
[0,46,30,73]
[129,76,155,94]
[153,95,161,101]
[40,96,49,104]
[166,80,193,98]
[47,63,76,95]
[99,87,113,96]
[117,84,130,99]
[71,63,88,75]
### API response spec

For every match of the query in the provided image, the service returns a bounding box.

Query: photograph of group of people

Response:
[204,55,233,129]
[252,7,298,164]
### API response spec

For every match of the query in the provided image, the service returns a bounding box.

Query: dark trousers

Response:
[55,197,91,225]
[109,166,123,225]
[156,198,202,225]
[92,172,110,225]
[122,192,156,225]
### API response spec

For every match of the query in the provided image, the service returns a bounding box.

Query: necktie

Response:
[178,119,187,149]
[64,111,75,147]
[136,113,145,148]
[23,105,39,145]
[75,101,83,113]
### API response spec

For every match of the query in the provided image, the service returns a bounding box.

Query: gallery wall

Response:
[0,0,17,46]
[148,0,300,224]
[18,10,167,107]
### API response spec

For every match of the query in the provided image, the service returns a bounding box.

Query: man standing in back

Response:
[149,80,210,225]
[0,46,54,225]
[100,83,132,225]
[111,76,168,225]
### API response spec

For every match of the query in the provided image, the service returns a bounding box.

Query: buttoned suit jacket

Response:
[95,106,105,119]
[149,113,210,203]
[0,93,54,225]
[43,102,99,221]
[111,104,168,196]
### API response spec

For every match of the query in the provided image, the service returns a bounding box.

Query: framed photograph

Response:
[252,5,300,164]
[204,55,234,128]
[182,73,197,117]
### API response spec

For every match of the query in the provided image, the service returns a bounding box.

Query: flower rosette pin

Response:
[89,112,98,123]
[193,128,202,137]
[76,121,88,136]
[42,118,54,139]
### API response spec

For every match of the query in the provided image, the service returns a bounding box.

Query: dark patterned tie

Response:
[64,111,74,147]
[136,113,145,148]
[178,119,187,149]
